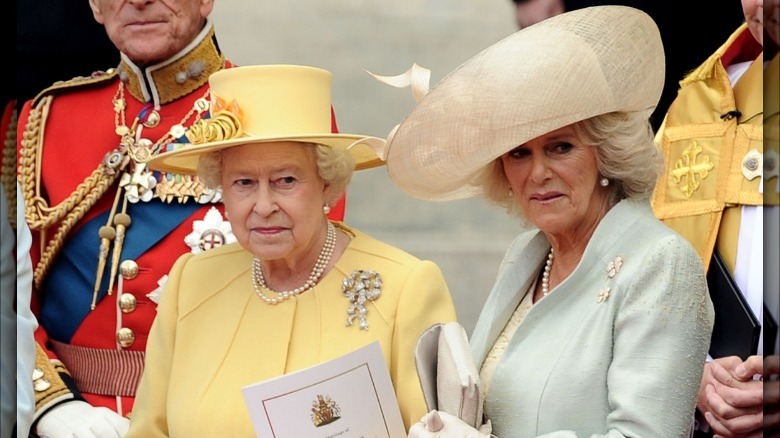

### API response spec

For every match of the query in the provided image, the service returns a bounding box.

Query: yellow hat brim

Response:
[147,134,386,175]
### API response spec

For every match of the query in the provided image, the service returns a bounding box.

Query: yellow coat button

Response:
[119,293,137,313]
[32,368,44,381]
[120,260,139,280]
[117,327,135,348]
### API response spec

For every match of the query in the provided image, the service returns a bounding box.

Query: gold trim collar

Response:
[117,22,224,105]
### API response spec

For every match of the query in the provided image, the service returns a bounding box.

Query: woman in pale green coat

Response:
[387,6,715,438]
[125,65,456,437]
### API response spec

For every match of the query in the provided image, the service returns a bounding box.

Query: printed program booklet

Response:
[242,341,406,438]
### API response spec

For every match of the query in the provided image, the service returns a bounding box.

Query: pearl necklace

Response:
[541,248,554,296]
[252,221,336,305]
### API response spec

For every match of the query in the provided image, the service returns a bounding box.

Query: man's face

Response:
[742,0,764,46]
[89,0,214,66]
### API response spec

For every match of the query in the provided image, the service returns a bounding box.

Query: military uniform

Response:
[15,22,347,420]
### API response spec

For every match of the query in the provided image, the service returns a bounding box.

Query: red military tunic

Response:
[17,22,346,419]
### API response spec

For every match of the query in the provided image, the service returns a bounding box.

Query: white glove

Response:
[408,410,492,438]
[36,400,130,438]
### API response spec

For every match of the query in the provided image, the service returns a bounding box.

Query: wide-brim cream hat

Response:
[385,5,665,201]
[146,65,385,175]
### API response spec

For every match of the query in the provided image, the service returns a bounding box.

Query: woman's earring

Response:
[599,178,609,187]
[323,204,331,215]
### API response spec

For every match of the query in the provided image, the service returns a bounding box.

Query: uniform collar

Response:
[117,21,225,106]
[721,24,762,68]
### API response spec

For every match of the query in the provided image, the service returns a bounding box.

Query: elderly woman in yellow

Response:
[384,6,715,438]
[124,65,456,437]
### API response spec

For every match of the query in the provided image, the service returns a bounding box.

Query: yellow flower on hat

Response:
[184,108,244,145]
[210,96,244,120]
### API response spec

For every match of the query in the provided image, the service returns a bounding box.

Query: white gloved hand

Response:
[408,410,492,438]
[36,400,130,438]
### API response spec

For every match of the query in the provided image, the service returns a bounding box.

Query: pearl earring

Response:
[600,178,609,187]
[323,204,331,215]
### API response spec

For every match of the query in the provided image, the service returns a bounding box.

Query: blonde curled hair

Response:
[197,142,355,206]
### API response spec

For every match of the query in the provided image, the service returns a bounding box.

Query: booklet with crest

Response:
[242,341,406,438]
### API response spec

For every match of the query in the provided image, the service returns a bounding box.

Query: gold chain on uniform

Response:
[89,82,210,309]
[19,81,211,291]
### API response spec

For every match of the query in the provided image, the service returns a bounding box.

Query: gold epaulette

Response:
[31,69,119,108]
[20,86,122,289]
[33,343,74,416]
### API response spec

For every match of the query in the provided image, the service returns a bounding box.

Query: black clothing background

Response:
[563,1,745,131]
[17,1,117,111]
[511,1,746,130]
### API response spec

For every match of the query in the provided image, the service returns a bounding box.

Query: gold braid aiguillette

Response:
[92,225,116,309]
[106,211,131,296]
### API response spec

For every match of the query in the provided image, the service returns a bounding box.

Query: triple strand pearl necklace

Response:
[252,221,336,305]
[541,247,554,296]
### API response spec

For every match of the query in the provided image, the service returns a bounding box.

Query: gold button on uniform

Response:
[117,327,135,348]
[143,110,161,128]
[120,260,139,280]
[119,293,137,313]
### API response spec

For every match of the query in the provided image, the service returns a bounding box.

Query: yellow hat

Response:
[385,6,665,201]
[146,65,385,174]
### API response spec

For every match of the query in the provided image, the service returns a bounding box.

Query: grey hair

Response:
[476,111,663,218]
[197,143,355,206]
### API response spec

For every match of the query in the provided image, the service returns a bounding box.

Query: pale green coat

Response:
[471,199,714,437]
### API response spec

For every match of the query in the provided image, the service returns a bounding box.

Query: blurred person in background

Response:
[765,0,780,434]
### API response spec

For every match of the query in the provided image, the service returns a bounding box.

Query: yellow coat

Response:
[126,223,456,437]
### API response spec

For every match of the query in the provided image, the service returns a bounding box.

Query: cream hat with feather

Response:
[384,6,665,201]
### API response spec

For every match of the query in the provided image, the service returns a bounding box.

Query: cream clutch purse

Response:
[414,322,483,429]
